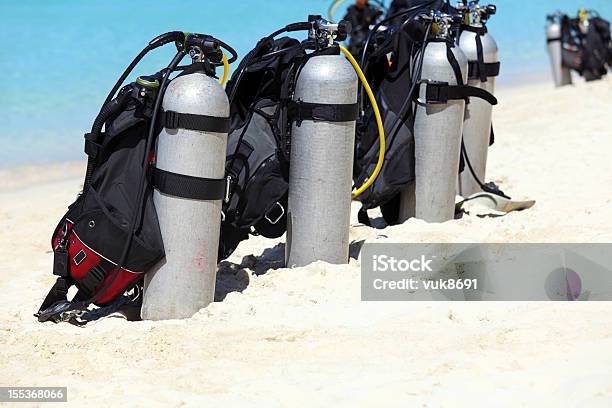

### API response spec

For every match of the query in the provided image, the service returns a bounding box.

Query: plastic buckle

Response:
[165,110,179,129]
[416,79,450,106]
[53,251,70,277]
[264,202,285,225]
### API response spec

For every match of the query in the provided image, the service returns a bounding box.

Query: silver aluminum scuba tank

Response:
[457,2,499,197]
[546,13,572,87]
[399,11,469,223]
[142,36,232,320]
[286,17,358,267]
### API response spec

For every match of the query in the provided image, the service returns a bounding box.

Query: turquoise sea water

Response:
[1,0,611,168]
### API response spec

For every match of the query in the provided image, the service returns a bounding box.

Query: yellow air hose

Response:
[220,52,229,86]
[339,45,386,200]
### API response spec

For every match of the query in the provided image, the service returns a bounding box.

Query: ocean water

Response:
[1,0,611,168]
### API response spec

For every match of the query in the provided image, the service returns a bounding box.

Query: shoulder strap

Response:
[36,277,72,316]
[462,26,489,82]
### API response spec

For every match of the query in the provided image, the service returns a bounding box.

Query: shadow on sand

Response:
[215,239,367,301]
[215,243,286,301]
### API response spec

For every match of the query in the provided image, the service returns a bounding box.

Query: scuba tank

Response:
[142,35,235,320]
[398,10,496,223]
[546,12,573,87]
[286,17,358,267]
[222,16,384,266]
[352,1,498,226]
[399,11,467,223]
[456,1,499,197]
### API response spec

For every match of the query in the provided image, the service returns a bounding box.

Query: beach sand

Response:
[1,78,611,407]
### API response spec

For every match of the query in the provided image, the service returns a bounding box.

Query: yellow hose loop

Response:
[220,52,229,86]
[339,45,386,200]
[329,0,347,21]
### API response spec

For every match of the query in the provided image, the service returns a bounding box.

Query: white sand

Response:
[1,78,612,407]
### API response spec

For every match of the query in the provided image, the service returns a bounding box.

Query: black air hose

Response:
[83,91,132,190]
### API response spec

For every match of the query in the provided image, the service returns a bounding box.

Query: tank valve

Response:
[308,15,352,48]
[418,11,463,39]
[456,1,497,26]
[175,33,222,63]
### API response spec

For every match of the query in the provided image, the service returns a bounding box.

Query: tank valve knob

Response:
[337,20,352,41]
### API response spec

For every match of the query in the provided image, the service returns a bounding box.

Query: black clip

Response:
[53,251,70,277]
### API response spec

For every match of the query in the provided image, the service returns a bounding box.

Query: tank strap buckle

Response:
[164,110,180,129]
[416,79,498,106]
[416,79,450,106]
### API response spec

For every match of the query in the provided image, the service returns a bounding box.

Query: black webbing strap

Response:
[358,207,372,227]
[547,37,562,43]
[461,25,491,83]
[161,110,230,133]
[446,44,465,87]
[225,140,255,204]
[37,277,72,313]
[287,100,359,124]
[227,140,254,181]
[152,167,228,201]
[418,80,498,106]
[417,43,497,106]
[474,31,487,82]
[468,61,501,80]
[84,133,102,159]
[462,25,488,36]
